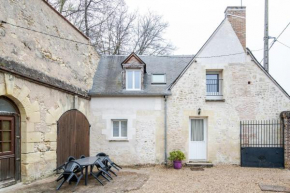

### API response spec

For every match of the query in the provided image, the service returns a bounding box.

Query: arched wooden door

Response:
[57,110,90,167]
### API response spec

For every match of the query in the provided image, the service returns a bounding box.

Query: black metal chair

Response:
[56,160,84,191]
[80,155,86,159]
[90,158,112,186]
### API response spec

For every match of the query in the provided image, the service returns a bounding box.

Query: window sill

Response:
[151,83,166,85]
[109,139,129,142]
[205,99,225,102]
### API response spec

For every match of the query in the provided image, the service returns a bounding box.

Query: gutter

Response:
[164,95,168,165]
[89,93,172,97]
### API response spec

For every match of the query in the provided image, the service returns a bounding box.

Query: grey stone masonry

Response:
[281,111,290,169]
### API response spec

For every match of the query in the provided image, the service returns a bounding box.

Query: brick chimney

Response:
[225,6,246,50]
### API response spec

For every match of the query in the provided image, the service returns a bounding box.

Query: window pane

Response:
[121,121,127,137]
[2,131,11,142]
[206,74,218,79]
[0,97,18,113]
[127,71,133,89]
[191,120,204,141]
[2,121,10,131]
[2,142,10,152]
[134,71,141,89]
[113,121,119,137]
[206,74,219,93]
[152,74,165,83]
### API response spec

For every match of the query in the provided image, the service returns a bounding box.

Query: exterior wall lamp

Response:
[198,108,201,115]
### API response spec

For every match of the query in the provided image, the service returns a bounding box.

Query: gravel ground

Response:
[132,165,290,193]
[1,165,289,193]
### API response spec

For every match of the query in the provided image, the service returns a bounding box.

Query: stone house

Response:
[1,1,290,190]
[0,0,99,188]
[89,6,290,167]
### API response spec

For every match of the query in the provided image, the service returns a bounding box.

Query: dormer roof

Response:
[121,52,147,73]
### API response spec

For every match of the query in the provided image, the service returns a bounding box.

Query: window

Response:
[206,71,222,97]
[0,118,14,156]
[126,70,141,90]
[112,120,127,138]
[191,119,204,141]
[152,74,166,84]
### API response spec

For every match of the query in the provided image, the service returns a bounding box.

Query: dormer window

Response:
[152,74,166,84]
[126,69,141,90]
[121,52,146,91]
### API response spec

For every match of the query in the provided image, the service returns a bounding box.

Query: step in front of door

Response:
[186,162,213,167]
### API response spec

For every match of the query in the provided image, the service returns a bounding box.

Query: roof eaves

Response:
[246,48,290,100]
[168,18,227,91]
[89,93,172,97]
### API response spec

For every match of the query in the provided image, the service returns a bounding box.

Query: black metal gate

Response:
[240,120,284,168]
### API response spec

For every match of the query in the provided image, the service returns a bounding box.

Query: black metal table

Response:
[74,156,104,185]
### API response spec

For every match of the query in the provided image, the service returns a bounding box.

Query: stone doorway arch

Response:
[0,96,21,188]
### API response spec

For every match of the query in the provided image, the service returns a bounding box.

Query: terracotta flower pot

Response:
[173,160,182,169]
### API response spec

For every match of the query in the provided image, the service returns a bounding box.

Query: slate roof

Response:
[89,55,193,96]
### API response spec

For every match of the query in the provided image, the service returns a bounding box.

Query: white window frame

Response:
[112,119,128,139]
[151,74,166,84]
[126,69,141,90]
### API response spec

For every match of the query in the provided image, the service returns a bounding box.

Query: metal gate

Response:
[57,109,90,168]
[240,120,284,168]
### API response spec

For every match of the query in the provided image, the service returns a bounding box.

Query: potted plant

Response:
[168,150,186,169]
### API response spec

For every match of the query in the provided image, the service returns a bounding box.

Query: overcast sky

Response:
[125,0,290,95]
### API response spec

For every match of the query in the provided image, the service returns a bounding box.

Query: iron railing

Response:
[206,79,223,96]
[240,120,284,148]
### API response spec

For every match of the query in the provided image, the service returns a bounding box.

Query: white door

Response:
[189,119,207,160]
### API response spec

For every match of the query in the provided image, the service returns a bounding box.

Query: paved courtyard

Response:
[1,165,290,193]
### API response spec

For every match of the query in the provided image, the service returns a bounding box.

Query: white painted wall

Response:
[90,97,165,165]
[197,19,246,64]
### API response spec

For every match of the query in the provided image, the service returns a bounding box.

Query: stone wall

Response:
[0,0,99,91]
[167,54,290,164]
[90,97,165,165]
[281,111,290,169]
[167,14,290,164]
[0,71,90,182]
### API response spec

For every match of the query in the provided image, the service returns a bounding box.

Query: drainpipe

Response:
[164,95,168,165]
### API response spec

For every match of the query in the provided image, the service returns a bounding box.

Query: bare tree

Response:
[48,1,175,55]
[132,12,175,55]
[93,7,136,55]
[49,0,125,36]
